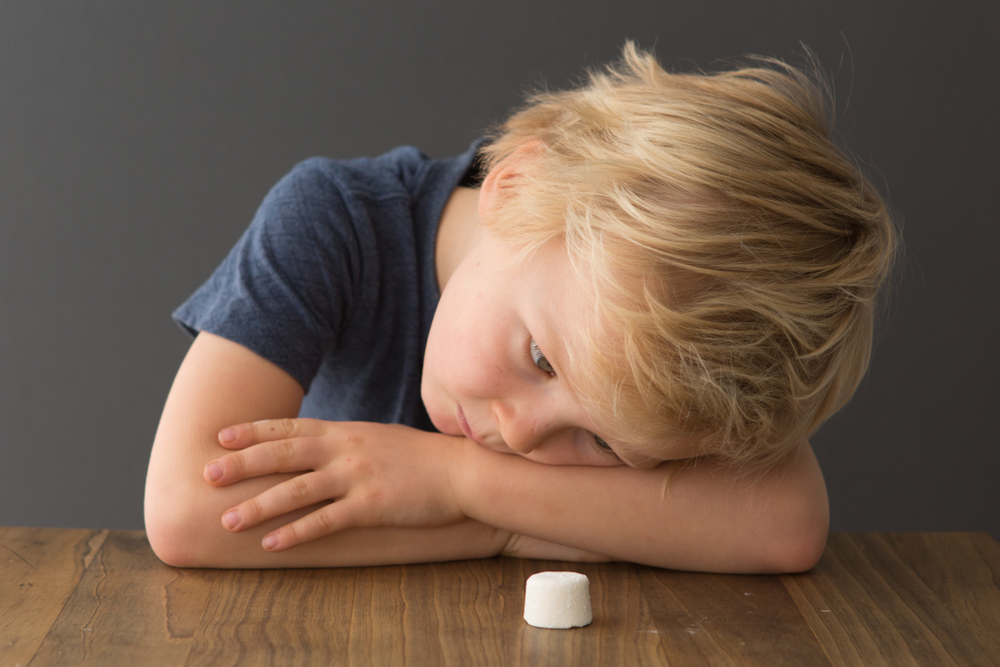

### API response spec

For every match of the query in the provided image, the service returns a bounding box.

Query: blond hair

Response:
[479,42,898,471]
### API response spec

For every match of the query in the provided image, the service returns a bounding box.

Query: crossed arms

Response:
[144,332,829,572]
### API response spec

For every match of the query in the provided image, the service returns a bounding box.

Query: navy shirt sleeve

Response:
[173,157,365,391]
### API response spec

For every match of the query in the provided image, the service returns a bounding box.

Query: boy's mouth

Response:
[456,405,482,445]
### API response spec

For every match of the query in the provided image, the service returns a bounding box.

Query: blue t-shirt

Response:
[173,140,484,432]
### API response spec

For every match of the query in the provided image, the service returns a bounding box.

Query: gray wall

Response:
[2,1,997,540]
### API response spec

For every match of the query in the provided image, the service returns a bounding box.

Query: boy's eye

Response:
[530,338,555,375]
[593,434,612,451]
[590,433,623,463]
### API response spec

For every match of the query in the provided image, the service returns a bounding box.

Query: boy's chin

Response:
[424,401,462,438]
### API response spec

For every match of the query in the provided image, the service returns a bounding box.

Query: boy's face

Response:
[422,233,663,468]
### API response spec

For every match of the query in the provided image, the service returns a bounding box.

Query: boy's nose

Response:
[492,400,542,455]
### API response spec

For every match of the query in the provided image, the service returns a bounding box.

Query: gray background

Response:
[2,2,997,541]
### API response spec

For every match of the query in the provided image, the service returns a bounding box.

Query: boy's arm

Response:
[163,336,827,573]
[453,438,829,573]
[144,332,510,568]
[209,408,827,572]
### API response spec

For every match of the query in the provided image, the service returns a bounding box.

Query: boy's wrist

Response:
[446,436,495,524]
[443,437,516,557]
[445,436,473,520]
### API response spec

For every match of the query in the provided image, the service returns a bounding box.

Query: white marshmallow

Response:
[523,571,593,629]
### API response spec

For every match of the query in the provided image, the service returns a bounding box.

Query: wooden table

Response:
[2,529,998,666]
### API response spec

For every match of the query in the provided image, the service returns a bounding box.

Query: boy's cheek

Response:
[420,376,460,438]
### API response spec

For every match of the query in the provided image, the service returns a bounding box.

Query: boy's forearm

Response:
[147,459,510,568]
[451,440,829,573]
[172,512,510,569]
[146,430,511,569]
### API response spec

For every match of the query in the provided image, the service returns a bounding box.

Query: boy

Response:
[144,44,895,572]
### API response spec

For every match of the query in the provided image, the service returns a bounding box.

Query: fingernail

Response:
[219,427,238,443]
[206,462,223,481]
[262,534,278,550]
[223,510,241,529]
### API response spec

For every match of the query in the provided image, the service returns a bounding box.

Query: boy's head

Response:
[475,42,898,470]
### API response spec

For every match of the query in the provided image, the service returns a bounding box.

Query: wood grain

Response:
[3,529,998,666]
[0,527,107,667]
[887,533,1000,666]
[28,530,217,666]
[637,565,831,666]
[782,533,999,667]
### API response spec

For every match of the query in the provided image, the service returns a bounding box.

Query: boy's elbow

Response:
[767,518,828,573]
[144,491,208,568]
[145,507,193,568]
[754,442,830,573]
[144,470,220,568]
[759,493,829,573]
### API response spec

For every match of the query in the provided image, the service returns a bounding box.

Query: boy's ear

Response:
[478,140,545,219]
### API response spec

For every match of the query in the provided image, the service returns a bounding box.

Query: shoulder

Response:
[245,140,485,261]
[278,146,431,202]
[248,151,417,246]
[273,140,483,205]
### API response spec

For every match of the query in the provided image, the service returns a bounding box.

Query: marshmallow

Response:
[523,571,593,628]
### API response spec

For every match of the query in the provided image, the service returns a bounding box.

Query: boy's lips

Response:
[456,405,481,445]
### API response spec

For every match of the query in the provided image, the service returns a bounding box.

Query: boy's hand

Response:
[203,419,466,552]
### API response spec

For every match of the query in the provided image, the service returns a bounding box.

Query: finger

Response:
[205,436,324,484]
[260,500,361,551]
[217,417,326,450]
[220,471,348,532]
